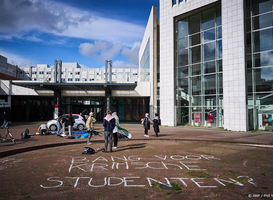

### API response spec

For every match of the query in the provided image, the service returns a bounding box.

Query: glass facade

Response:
[140,39,150,82]
[245,0,273,130]
[175,5,223,127]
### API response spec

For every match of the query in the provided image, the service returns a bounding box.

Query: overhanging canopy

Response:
[11,81,137,91]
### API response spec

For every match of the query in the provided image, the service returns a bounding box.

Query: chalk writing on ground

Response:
[40,155,256,189]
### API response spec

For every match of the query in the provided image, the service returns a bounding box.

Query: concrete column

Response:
[222,0,247,131]
[160,1,175,126]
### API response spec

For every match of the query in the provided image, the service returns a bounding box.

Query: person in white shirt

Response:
[38,124,48,135]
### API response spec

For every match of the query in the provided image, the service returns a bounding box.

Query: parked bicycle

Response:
[0,121,16,144]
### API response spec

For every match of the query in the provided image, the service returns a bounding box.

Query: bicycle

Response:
[0,122,16,144]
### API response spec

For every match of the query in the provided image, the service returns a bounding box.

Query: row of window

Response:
[29,71,138,76]
[172,0,185,6]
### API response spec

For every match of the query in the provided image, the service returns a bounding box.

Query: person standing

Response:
[60,116,66,136]
[57,115,64,135]
[103,110,115,153]
[66,113,75,139]
[143,113,150,137]
[153,113,161,137]
[112,112,119,149]
[86,112,96,144]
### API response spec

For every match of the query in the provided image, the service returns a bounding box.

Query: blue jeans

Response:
[104,131,113,152]
[57,122,62,134]
[88,129,94,143]
[68,125,73,136]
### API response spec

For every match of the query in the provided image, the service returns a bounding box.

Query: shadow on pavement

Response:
[114,143,147,152]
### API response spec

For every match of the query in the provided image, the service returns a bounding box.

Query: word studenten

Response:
[40,176,256,189]
[69,155,220,172]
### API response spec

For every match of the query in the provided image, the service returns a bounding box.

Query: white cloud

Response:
[79,41,140,67]
[79,41,123,62]
[0,0,145,45]
[0,49,34,67]
[112,60,138,68]
[121,42,141,65]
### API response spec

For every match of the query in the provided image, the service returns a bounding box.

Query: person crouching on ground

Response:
[37,123,48,135]
[143,113,150,137]
[153,113,161,137]
[86,112,96,144]
[112,112,119,149]
[103,110,115,153]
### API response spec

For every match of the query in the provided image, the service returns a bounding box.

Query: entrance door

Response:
[89,105,104,121]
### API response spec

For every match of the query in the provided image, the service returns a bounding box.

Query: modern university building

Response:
[139,0,273,131]
[1,0,273,131]
[0,58,149,122]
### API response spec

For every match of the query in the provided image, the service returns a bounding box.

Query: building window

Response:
[172,0,177,6]
[68,78,73,81]
[245,0,273,130]
[75,72,80,75]
[75,78,80,81]
[140,39,150,82]
[175,4,222,127]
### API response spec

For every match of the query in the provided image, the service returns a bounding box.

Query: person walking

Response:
[1,121,15,144]
[86,112,96,144]
[112,112,119,149]
[103,110,115,153]
[143,113,150,137]
[152,113,161,137]
[66,113,75,139]
[1,111,8,129]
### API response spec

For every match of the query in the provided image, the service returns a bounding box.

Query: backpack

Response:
[21,129,30,139]
[82,147,96,154]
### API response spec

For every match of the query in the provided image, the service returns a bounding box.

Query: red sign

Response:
[194,113,201,123]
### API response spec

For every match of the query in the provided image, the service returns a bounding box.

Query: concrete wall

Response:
[139,6,157,116]
[222,0,247,131]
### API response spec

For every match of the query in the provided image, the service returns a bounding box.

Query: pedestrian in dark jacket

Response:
[103,110,116,152]
[143,113,150,137]
[153,113,161,137]
[112,112,119,149]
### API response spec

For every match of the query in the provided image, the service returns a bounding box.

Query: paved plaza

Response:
[0,122,273,200]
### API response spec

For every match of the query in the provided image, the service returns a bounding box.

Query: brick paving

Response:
[0,122,273,200]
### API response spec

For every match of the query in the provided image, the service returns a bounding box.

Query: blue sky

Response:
[0,0,159,68]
